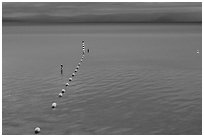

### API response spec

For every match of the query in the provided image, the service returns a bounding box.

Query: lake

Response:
[2,24,202,135]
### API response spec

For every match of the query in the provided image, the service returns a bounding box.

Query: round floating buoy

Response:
[34,127,40,134]
[65,83,69,87]
[52,102,57,108]
[74,69,77,72]
[69,77,72,82]
[59,93,63,97]
[62,89,66,93]
[72,73,75,77]
[197,50,200,54]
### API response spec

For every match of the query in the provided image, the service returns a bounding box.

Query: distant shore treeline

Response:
[3,2,201,25]
[2,12,201,25]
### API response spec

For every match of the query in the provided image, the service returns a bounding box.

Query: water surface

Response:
[2,24,202,134]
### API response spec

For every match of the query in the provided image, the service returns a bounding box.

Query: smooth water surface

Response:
[2,24,202,134]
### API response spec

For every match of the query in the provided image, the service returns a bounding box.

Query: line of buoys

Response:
[35,41,88,134]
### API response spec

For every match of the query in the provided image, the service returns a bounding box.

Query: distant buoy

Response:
[62,89,66,93]
[76,66,79,69]
[80,59,83,62]
[74,69,78,72]
[59,93,63,97]
[34,127,40,134]
[52,102,57,108]
[197,50,200,54]
[78,63,81,66]
[69,77,72,81]
[72,73,75,77]
[65,83,69,87]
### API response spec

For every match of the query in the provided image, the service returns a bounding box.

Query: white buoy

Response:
[65,83,69,87]
[52,102,57,108]
[62,89,66,93]
[34,127,40,134]
[197,50,200,54]
[72,73,75,77]
[59,93,63,97]
[69,77,72,82]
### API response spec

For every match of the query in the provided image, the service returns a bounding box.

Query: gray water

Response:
[2,24,202,135]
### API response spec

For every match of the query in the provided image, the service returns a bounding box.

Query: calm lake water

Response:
[2,24,202,135]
